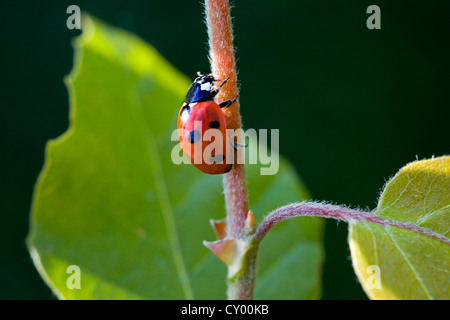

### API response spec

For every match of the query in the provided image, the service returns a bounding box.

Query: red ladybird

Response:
[177,73,238,174]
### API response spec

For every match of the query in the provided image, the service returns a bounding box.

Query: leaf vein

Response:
[384,227,434,299]
[133,95,193,299]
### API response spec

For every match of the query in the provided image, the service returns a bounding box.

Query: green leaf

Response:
[349,156,450,299]
[28,15,323,300]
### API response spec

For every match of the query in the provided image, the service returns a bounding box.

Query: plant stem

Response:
[205,0,248,246]
[254,201,450,244]
[204,0,252,299]
[225,240,259,300]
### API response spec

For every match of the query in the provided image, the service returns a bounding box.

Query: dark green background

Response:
[1,0,449,299]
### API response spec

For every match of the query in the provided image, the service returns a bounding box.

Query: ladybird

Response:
[177,73,238,174]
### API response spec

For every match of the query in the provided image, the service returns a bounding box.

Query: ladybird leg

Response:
[217,76,230,88]
[219,94,239,108]
[232,141,247,151]
[225,163,233,173]
[208,77,230,100]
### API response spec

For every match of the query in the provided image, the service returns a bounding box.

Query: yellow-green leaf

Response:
[349,156,450,299]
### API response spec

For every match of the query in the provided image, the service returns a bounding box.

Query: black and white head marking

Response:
[184,73,217,104]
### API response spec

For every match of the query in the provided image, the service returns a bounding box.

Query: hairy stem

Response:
[205,0,248,239]
[254,201,450,244]
[205,0,252,299]
[226,241,259,300]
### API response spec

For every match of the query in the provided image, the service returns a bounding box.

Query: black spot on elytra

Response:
[188,129,201,144]
[209,120,220,129]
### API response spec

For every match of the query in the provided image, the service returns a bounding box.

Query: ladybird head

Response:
[184,73,217,104]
